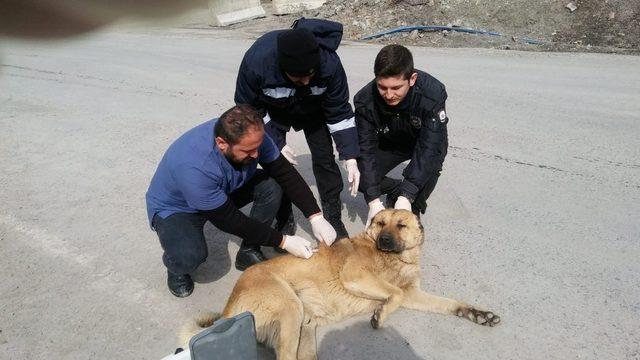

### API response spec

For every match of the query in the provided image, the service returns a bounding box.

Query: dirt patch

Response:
[230,0,640,54]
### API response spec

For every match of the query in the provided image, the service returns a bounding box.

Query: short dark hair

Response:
[214,104,264,145]
[374,44,414,79]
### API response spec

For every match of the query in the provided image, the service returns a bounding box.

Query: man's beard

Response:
[223,148,255,167]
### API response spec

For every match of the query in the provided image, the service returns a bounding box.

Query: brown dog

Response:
[180,209,500,359]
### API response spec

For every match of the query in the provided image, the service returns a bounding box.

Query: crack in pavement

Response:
[1,63,194,99]
[449,146,640,190]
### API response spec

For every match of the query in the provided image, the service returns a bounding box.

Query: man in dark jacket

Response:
[146,105,336,297]
[234,18,359,239]
[355,44,449,226]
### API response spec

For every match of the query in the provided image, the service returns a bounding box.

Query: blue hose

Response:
[360,25,546,45]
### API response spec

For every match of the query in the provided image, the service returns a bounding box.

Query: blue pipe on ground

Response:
[360,25,546,45]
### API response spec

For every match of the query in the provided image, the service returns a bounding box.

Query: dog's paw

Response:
[456,307,500,327]
[370,305,383,329]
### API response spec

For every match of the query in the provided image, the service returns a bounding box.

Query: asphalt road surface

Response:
[1,23,639,360]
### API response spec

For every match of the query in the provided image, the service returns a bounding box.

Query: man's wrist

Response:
[368,198,383,207]
[398,194,414,203]
[308,212,323,221]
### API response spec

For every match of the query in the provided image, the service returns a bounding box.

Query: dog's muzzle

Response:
[376,232,404,253]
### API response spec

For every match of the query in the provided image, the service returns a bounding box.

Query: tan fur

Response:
[180,209,500,359]
[177,311,221,347]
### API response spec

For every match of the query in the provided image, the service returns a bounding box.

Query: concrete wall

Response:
[272,0,327,15]
[208,0,265,26]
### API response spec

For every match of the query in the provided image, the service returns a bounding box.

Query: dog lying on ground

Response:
[179,209,500,359]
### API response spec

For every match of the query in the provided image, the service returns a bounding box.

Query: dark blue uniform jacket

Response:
[234,18,358,160]
[355,70,449,202]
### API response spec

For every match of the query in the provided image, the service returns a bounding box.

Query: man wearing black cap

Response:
[235,18,359,241]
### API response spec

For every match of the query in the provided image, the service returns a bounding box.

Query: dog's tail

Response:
[177,311,222,347]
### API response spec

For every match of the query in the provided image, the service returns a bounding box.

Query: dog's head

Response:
[366,209,424,253]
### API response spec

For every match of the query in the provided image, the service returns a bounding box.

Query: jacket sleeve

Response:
[234,55,267,116]
[355,99,381,203]
[400,95,449,202]
[322,59,359,160]
[262,155,321,218]
[201,198,283,248]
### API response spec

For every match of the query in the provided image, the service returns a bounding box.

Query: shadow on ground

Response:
[255,320,424,359]
[192,210,287,284]
[318,321,424,360]
[190,222,237,283]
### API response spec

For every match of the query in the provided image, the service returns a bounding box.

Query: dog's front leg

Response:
[341,267,404,329]
[402,282,500,327]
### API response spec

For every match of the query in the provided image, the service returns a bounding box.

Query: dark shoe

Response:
[275,212,297,236]
[333,223,349,240]
[273,212,296,253]
[412,195,428,216]
[321,199,349,240]
[167,271,193,298]
[272,246,288,254]
[385,193,399,209]
[235,246,267,271]
[412,203,426,216]
[382,177,402,208]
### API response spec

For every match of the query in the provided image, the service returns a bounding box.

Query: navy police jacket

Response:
[234,18,358,160]
[355,70,449,202]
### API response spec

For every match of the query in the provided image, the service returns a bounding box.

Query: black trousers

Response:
[362,148,441,215]
[265,119,343,221]
[151,170,282,275]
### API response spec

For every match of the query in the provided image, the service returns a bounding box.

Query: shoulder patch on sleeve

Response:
[438,110,447,123]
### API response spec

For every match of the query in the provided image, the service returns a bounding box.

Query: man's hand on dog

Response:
[394,196,412,212]
[309,213,337,246]
[280,235,315,259]
[366,198,386,227]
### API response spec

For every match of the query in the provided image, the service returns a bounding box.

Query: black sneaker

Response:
[385,193,399,209]
[275,212,297,236]
[235,246,267,271]
[321,199,349,240]
[167,271,193,298]
[383,178,402,208]
[333,222,349,240]
[273,213,296,254]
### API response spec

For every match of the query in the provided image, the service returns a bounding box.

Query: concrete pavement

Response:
[1,25,639,359]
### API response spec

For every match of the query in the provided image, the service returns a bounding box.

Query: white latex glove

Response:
[365,198,386,227]
[309,213,337,246]
[344,159,360,197]
[280,235,314,259]
[281,145,298,165]
[394,196,412,212]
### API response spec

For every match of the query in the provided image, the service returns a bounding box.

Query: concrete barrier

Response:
[208,0,265,26]
[272,0,327,15]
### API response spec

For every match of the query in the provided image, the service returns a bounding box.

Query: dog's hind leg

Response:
[401,286,500,327]
[272,299,304,360]
[297,319,318,360]
[263,275,306,360]
[223,272,305,359]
